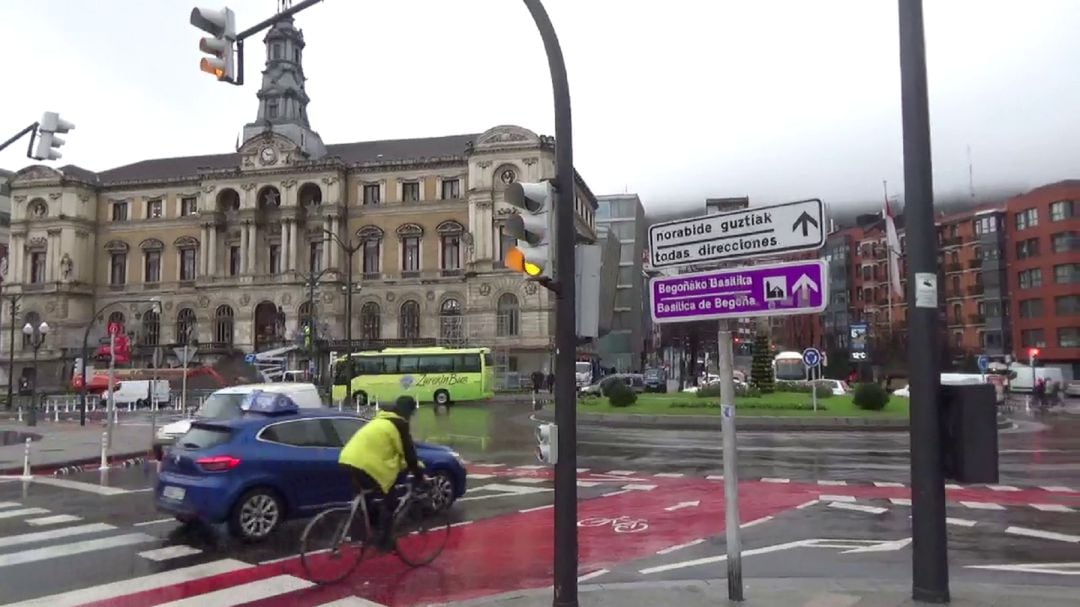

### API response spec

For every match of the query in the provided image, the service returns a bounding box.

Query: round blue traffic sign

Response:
[244,353,257,364]
[802,347,822,367]
[977,355,989,373]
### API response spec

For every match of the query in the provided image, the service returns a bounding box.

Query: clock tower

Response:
[241,14,327,160]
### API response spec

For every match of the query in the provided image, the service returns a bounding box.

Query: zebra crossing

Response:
[0,500,389,606]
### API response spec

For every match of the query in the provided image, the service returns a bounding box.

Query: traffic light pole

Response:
[0,123,40,158]
[521,1,578,605]
[898,0,949,602]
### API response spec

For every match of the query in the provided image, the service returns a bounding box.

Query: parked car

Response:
[814,379,850,396]
[153,382,325,460]
[155,394,467,542]
[643,368,667,393]
[579,374,645,397]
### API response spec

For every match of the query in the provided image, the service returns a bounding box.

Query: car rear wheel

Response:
[428,471,456,512]
[229,487,283,542]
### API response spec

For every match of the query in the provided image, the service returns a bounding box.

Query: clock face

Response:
[259,147,277,165]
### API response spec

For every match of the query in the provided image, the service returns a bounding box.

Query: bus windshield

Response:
[774,358,805,381]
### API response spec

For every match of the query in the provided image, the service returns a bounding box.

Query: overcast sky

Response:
[2,0,1077,211]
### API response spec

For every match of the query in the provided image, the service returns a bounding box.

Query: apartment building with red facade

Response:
[1005,181,1079,375]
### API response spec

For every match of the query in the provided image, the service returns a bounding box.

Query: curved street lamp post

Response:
[295,266,336,384]
[321,228,362,407]
[21,320,49,427]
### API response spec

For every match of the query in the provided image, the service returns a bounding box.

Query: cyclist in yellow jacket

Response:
[339,395,426,551]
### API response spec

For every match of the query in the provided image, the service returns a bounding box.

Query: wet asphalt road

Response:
[0,400,1076,605]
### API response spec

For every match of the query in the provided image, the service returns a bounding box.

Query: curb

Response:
[0,451,152,477]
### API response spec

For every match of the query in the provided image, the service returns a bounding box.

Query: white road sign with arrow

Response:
[648,198,826,268]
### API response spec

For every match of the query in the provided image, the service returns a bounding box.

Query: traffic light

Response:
[1028,348,1039,363]
[504,181,555,280]
[32,112,74,161]
[190,7,237,82]
[536,423,558,465]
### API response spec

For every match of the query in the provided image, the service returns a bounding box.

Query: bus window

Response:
[380,356,399,374]
[419,355,454,373]
[456,354,481,373]
[399,356,420,374]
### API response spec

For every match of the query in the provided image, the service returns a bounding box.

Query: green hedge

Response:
[671,399,826,411]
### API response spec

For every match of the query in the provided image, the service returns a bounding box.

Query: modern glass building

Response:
[595,194,646,372]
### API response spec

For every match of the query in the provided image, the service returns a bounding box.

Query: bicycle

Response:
[299,478,452,584]
[577,515,649,533]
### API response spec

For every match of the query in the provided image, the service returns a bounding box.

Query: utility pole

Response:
[5,294,21,411]
[717,320,743,600]
[898,0,948,602]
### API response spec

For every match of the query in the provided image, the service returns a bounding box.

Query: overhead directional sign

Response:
[649,259,828,324]
[648,198,826,268]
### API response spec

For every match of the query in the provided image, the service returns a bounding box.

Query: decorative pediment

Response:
[356,225,384,241]
[436,220,464,235]
[104,240,130,253]
[396,223,424,239]
[474,125,540,148]
[139,238,165,251]
[12,165,63,184]
[174,236,199,249]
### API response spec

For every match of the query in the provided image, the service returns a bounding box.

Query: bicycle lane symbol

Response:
[578,515,649,533]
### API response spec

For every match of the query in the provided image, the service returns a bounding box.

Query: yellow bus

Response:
[331,347,496,407]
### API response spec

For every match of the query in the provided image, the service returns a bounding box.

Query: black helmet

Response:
[392,395,418,418]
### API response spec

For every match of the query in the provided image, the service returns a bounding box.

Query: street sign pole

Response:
[899,0,949,602]
[106,331,116,449]
[717,321,743,600]
[802,347,822,412]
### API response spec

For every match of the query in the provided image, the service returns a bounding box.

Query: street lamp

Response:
[296,266,335,383]
[21,321,49,427]
[321,228,363,406]
[78,298,162,427]
[4,293,22,411]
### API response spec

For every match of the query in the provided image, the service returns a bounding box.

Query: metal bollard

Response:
[21,437,32,479]
[112,406,119,425]
[54,406,59,423]
[17,406,23,424]
[98,431,109,471]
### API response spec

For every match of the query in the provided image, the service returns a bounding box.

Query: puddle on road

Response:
[0,430,42,445]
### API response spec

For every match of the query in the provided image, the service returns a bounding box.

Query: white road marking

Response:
[966,562,1080,576]
[946,517,978,527]
[706,475,724,480]
[449,521,473,528]
[0,501,21,509]
[509,477,548,484]
[576,468,590,473]
[622,483,657,491]
[657,538,705,555]
[156,574,313,606]
[134,518,176,527]
[577,569,609,582]
[960,501,1005,510]
[25,514,83,526]
[740,516,774,529]
[1031,503,1075,513]
[512,465,545,470]
[2,559,252,607]
[601,489,632,497]
[0,523,115,549]
[889,498,912,506]
[0,508,50,520]
[0,533,154,568]
[817,480,848,486]
[315,597,389,607]
[472,463,503,468]
[1040,486,1074,493]
[468,474,496,480]
[818,495,856,503]
[874,482,905,488]
[640,540,809,574]
[945,484,963,490]
[795,500,819,510]
[987,485,1020,492]
[664,501,700,512]
[576,481,602,488]
[1005,526,1080,543]
[519,504,553,513]
[761,478,790,483]
[138,545,203,561]
[829,502,888,515]
[25,476,132,496]
[653,472,685,478]
[606,470,636,476]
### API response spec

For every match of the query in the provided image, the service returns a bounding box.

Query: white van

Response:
[104,380,171,409]
[1008,364,1065,393]
[153,383,324,458]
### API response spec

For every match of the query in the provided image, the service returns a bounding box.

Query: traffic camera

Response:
[191,7,237,82]
[504,181,555,281]
[32,112,74,161]
[536,423,558,465]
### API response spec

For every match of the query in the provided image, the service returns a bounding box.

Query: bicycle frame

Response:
[332,482,420,550]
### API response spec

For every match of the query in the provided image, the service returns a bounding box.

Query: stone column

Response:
[240,222,249,275]
[11,235,23,284]
[322,218,333,271]
[288,221,298,272]
[279,221,289,274]
[248,222,259,274]
[46,230,61,281]
[199,226,209,277]
[207,225,217,278]
[330,217,341,269]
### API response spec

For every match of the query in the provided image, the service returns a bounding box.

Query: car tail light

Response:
[196,456,241,472]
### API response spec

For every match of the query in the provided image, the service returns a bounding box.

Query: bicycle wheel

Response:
[392,498,451,567]
[299,507,366,584]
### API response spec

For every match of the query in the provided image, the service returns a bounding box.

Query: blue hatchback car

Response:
[155,396,468,542]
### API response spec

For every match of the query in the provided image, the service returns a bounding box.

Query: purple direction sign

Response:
[650,259,828,323]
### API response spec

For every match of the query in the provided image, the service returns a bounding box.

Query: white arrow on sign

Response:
[458,483,552,502]
[664,501,700,512]
[966,562,1080,576]
[792,274,819,294]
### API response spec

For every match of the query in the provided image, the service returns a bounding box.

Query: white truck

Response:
[103,379,171,409]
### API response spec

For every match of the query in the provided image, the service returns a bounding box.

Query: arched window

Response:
[361,302,381,340]
[497,293,520,337]
[140,238,164,283]
[257,186,281,209]
[216,188,240,213]
[397,224,423,275]
[952,303,962,323]
[439,298,463,340]
[141,310,161,346]
[22,311,41,350]
[176,308,197,345]
[214,305,235,345]
[298,183,322,208]
[399,300,420,340]
[108,311,125,326]
[358,226,384,277]
[437,221,464,274]
[105,241,129,286]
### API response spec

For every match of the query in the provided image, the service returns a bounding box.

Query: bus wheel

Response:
[354,391,368,407]
[433,390,451,407]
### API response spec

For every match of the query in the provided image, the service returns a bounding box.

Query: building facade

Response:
[595,194,646,372]
[0,16,598,391]
[1006,181,1079,375]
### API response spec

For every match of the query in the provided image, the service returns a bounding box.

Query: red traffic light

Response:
[1028,348,1040,357]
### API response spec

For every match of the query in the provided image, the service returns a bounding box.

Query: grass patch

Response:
[578,391,909,418]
